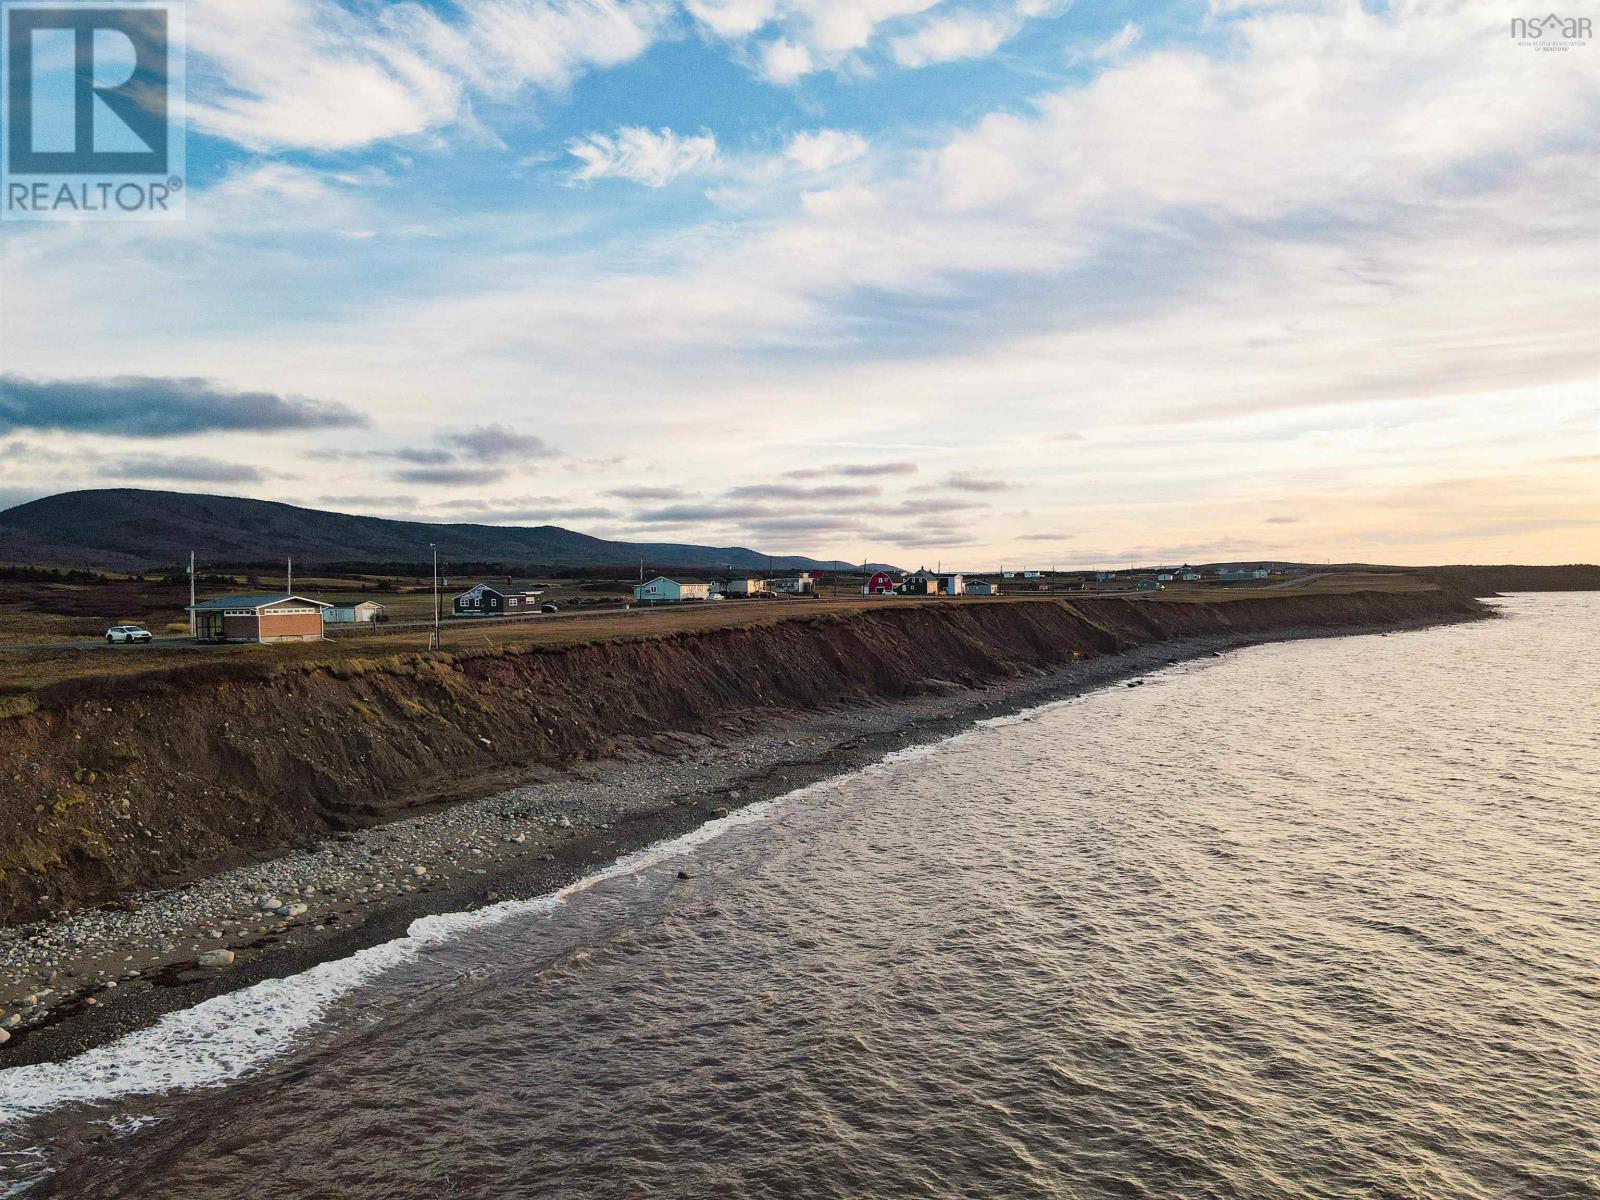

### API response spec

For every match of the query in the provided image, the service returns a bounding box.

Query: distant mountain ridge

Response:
[0,489,887,573]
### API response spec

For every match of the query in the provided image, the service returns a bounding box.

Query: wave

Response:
[0,798,786,1127]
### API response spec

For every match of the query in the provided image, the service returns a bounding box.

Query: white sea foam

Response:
[0,799,781,1126]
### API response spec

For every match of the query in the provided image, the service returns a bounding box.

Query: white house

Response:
[1022,570,1042,579]
[772,572,815,594]
[633,576,713,604]
[941,573,966,595]
[724,576,769,596]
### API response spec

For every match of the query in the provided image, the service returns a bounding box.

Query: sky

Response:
[1,0,1596,570]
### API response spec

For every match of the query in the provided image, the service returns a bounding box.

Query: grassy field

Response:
[0,573,639,644]
[0,571,1444,701]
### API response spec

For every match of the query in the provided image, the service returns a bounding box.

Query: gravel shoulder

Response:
[0,614,1482,1065]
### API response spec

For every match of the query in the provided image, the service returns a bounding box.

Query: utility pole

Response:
[287,556,293,595]
[188,551,196,638]
[430,543,441,651]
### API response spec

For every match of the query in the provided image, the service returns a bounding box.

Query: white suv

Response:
[105,625,154,644]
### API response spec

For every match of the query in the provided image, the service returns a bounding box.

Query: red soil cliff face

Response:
[0,591,1482,925]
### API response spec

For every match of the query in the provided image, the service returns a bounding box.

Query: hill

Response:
[0,489,882,573]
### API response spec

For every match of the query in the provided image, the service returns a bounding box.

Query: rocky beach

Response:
[0,604,1488,1066]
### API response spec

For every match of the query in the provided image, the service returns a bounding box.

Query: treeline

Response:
[0,565,110,583]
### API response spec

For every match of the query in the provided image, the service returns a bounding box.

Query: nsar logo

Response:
[1510,12,1592,50]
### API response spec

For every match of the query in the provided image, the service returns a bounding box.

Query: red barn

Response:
[862,571,897,595]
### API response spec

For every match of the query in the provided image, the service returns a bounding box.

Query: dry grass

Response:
[1142,572,1435,602]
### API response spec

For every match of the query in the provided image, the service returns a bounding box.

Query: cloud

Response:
[784,462,919,479]
[891,0,1067,68]
[0,374,365,438]
[742,514,857,533]
[104,456,267,484]
[725,483,880,499]
[187,0,669,152]
[1089,20,1140,62]
[890,11,1018,67]
[442,424,559,461]
[942,473,1013,493]
[438,505,619,524]
[608,485,688,501]
[391,446,457,465]
[1016,531,1074,541]
[634,502,773,523]
[393,466,508,485]
[784,130,869,172]
[758,37,815,84]
[901,496,985,514]
[568,127,720,187]
[1263,516,1300,524]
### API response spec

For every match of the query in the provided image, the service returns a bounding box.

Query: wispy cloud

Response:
[784,129,869,172]
[1089,20,1140,62]
[568,127,720,187]
[188,0,670,152]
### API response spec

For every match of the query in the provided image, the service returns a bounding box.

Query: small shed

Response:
[1136,579,1164,592]
[326,601,386,624]
[189,594,331,644]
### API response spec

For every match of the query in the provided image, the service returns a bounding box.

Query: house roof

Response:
[642,576,712,585]
[189,593,332,612]
[454,581,545,596]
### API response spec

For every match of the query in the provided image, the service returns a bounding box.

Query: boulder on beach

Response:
[197,949,235,968]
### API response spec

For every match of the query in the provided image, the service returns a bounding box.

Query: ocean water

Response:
[2,593,1597,1198]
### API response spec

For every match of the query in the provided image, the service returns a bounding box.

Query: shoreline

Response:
[0,610,1487,1066]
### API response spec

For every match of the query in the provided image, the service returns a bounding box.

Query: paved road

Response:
[0,600,655,653]
[0,635,199,653]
